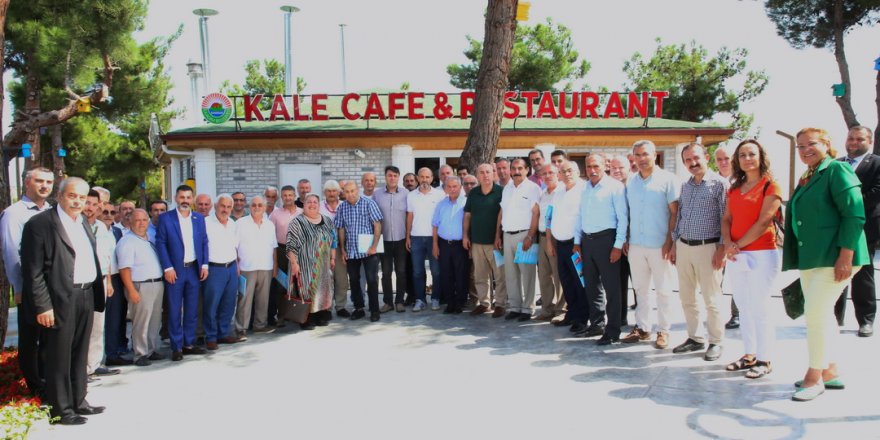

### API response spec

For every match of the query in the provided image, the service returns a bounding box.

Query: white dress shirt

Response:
[500,179,541,232]
[236,215,277,271]
[90,221,118,275]
[548,180,585,241]
[57,206,98,283]
[407,187,445,237]
[0,195,51,293]
[177,210,196,263]
[206,215,239,264]
[538,185,562,233]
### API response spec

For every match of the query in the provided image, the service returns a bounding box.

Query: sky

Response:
[8,0,879,196]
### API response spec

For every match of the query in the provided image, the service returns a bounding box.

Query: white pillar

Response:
[674,142,689,181]
[169,158,182,190]
[193,148,217,199]
[391,144,415,176]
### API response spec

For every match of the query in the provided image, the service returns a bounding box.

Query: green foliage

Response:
[764,0,880,50]
[0,402,54,439]
[622,39,768,138]
[220,59,307,116]
[447,18,590,91]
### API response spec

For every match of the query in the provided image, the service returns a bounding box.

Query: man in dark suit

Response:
[21,177,106,425]
[835,126,879,337]
[155,185,210,360]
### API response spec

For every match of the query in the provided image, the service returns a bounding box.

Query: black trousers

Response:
[347,255,380,312]
[17,308,46,396]
[556,239,585,323]
[580,231,622,338]
[46,285,94,419]
[619,254,631,322]
[103,274,127,356]
[835,246,877,326]
[439,239,468,308]
[381,239,408,304]
[268,245,289,325]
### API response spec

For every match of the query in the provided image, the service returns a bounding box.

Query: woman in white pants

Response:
[719,140,782,379]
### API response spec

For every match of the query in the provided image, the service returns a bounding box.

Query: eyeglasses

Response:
[233,198,245,202]
[463,182,477,186]
[251,203,265,207]
[103,210,117,215]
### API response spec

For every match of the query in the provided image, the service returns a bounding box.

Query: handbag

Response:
[278,273,312,324]
[781,278,804,320]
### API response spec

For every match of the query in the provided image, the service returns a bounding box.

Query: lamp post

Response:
[281,6,300,96]
[193,8,219,92]
[339,24,348,92]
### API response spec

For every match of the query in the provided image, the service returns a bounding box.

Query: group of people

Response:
[2,126,876,424]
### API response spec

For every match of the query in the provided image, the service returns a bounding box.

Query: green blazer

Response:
[782,156,870,271]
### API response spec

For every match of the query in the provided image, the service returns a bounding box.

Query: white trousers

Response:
[628,245,675,334]
[726,249,780,360]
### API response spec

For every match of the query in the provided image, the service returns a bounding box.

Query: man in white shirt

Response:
[235,195,278,336]
[204,195,241,348]
[116,210,164,366]
[83,189,119,377]
[496,158,541,321]
[406,167,446,311]
[264,186,279,215]
[536,164,565,320]
[547,160,585,328]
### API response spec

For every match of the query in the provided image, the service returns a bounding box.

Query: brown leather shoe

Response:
[654,332,669,349]
[491,307,506,318]
[218,336,240,344]
[621,327,650,343]
[470,305,489,316]
[206,341,219,350]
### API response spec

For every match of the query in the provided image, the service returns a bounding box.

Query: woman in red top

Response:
[719,140,783,378]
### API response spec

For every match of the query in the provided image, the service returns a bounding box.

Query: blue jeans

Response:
[203,262,238,342]
[410,236,440,303]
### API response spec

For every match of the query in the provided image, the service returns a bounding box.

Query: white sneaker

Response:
[431,299,441,311]
[413,300,425,312]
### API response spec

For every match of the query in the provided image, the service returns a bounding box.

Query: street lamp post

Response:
[281,6,300,96]
[776,130,796,198]
[339,24,348,92]
[193,8,219,92]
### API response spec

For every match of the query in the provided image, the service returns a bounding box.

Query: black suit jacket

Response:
[21,207,106,328]
[841,154,880,244]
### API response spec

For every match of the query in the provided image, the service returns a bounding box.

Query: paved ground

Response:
[10,266,880,439]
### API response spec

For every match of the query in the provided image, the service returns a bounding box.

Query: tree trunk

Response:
[24,61,42,168]
[51,124,65,187]
[832,0,860,128]
[0,0,12,349]
[874,69,880,154]
[459,0,518,172]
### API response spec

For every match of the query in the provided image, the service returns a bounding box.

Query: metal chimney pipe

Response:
[280,6,300,95]
[339,24,348,92]
[186,59,204,122]
[193,8,219,92]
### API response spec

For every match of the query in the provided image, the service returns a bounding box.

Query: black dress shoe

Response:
[504,311,521,320]
[569,322,588,333]
[195,336,206,346]
[76,405,105,415]
[370,311,381,322]
[672,338,706,354]
[725,316,740,329]
[443,306,455,314]
[452,307,463,315]
[171,351,183,362]
[93,367,120,376]
[350,309,366,320]
[517,313,532,322]
[105,356,133,366]
[54,415,88,425]
[858,324,874,337]
[337,309,351,318]
[182,346,207,355]
[597,335,620,346]
[553,317,572,327]
[300,321,316,330]
[148,352,165,361]
[576,325,605,338]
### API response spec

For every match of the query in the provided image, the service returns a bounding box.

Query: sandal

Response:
[745,361,772,379]
[725,355,756,371]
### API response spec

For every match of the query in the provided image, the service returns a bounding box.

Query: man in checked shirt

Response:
[669,143,729,362]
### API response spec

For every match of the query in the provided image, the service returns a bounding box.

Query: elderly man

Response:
[670,143,728,361]
[231,191,249,220]
[116,209,164,366]
[156,185,210,361]
[407,167,445,311]
[320,180,351,316]
[494,158,511,187]
[536,164,565,320]
[432,176,468,313]
[496,158,541,321]
[295,179,312,208]
[264,186,279,215]
[573,154,628,345]
[527,149,546,186]
[622,141,679,350]
[374,166,409,312]
[713,144,740,330]
[204,195,241,347]
[22,177,106,425]
[269,185,302,326]
[336,182,384,322]
[194,194,213,217]
[83,190,119,378]
[835,125,880,337]
[147,200,167,244]
[1,167,53,397]
[235,195,278,337]
[547,160,585,328]
[609,155,635,322]
[438,164,455,187]
[464,164,506,316]
[462,174,478,195]
[361,172,378,199]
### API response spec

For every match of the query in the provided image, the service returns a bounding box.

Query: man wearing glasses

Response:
[230,192,249,220]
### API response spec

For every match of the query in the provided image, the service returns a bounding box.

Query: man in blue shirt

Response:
[573,153,629,345]
[432,177,468,314]
[335,181,384,322]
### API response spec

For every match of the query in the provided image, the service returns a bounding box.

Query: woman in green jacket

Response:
[783,127,870,401]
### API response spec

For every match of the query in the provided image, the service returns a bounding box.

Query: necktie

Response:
[847,158,856,168]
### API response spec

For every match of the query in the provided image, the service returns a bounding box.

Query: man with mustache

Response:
[407,167,445,311]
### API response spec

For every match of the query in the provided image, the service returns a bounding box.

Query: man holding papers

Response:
[546,160,585,328]
[335,181,384,322]
[573,153,629,345]
[203,195,240,348]
[463,163,506,317]
[496,158,541,322]
[234,195,278,337]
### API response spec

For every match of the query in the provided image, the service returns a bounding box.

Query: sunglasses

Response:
[233,198,245,202]
[103,210,117,215]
